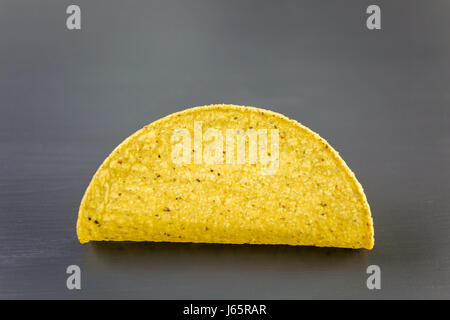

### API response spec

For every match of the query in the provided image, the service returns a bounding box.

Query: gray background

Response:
[1,0,449,299]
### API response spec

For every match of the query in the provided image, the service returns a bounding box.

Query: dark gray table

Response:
[1,0,449,299]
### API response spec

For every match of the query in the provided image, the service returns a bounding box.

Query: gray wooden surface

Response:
[1,0,449,299]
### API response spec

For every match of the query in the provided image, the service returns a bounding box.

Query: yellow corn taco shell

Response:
[77,104,374,249]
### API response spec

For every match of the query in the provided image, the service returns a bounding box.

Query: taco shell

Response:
[77,104,374,249]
